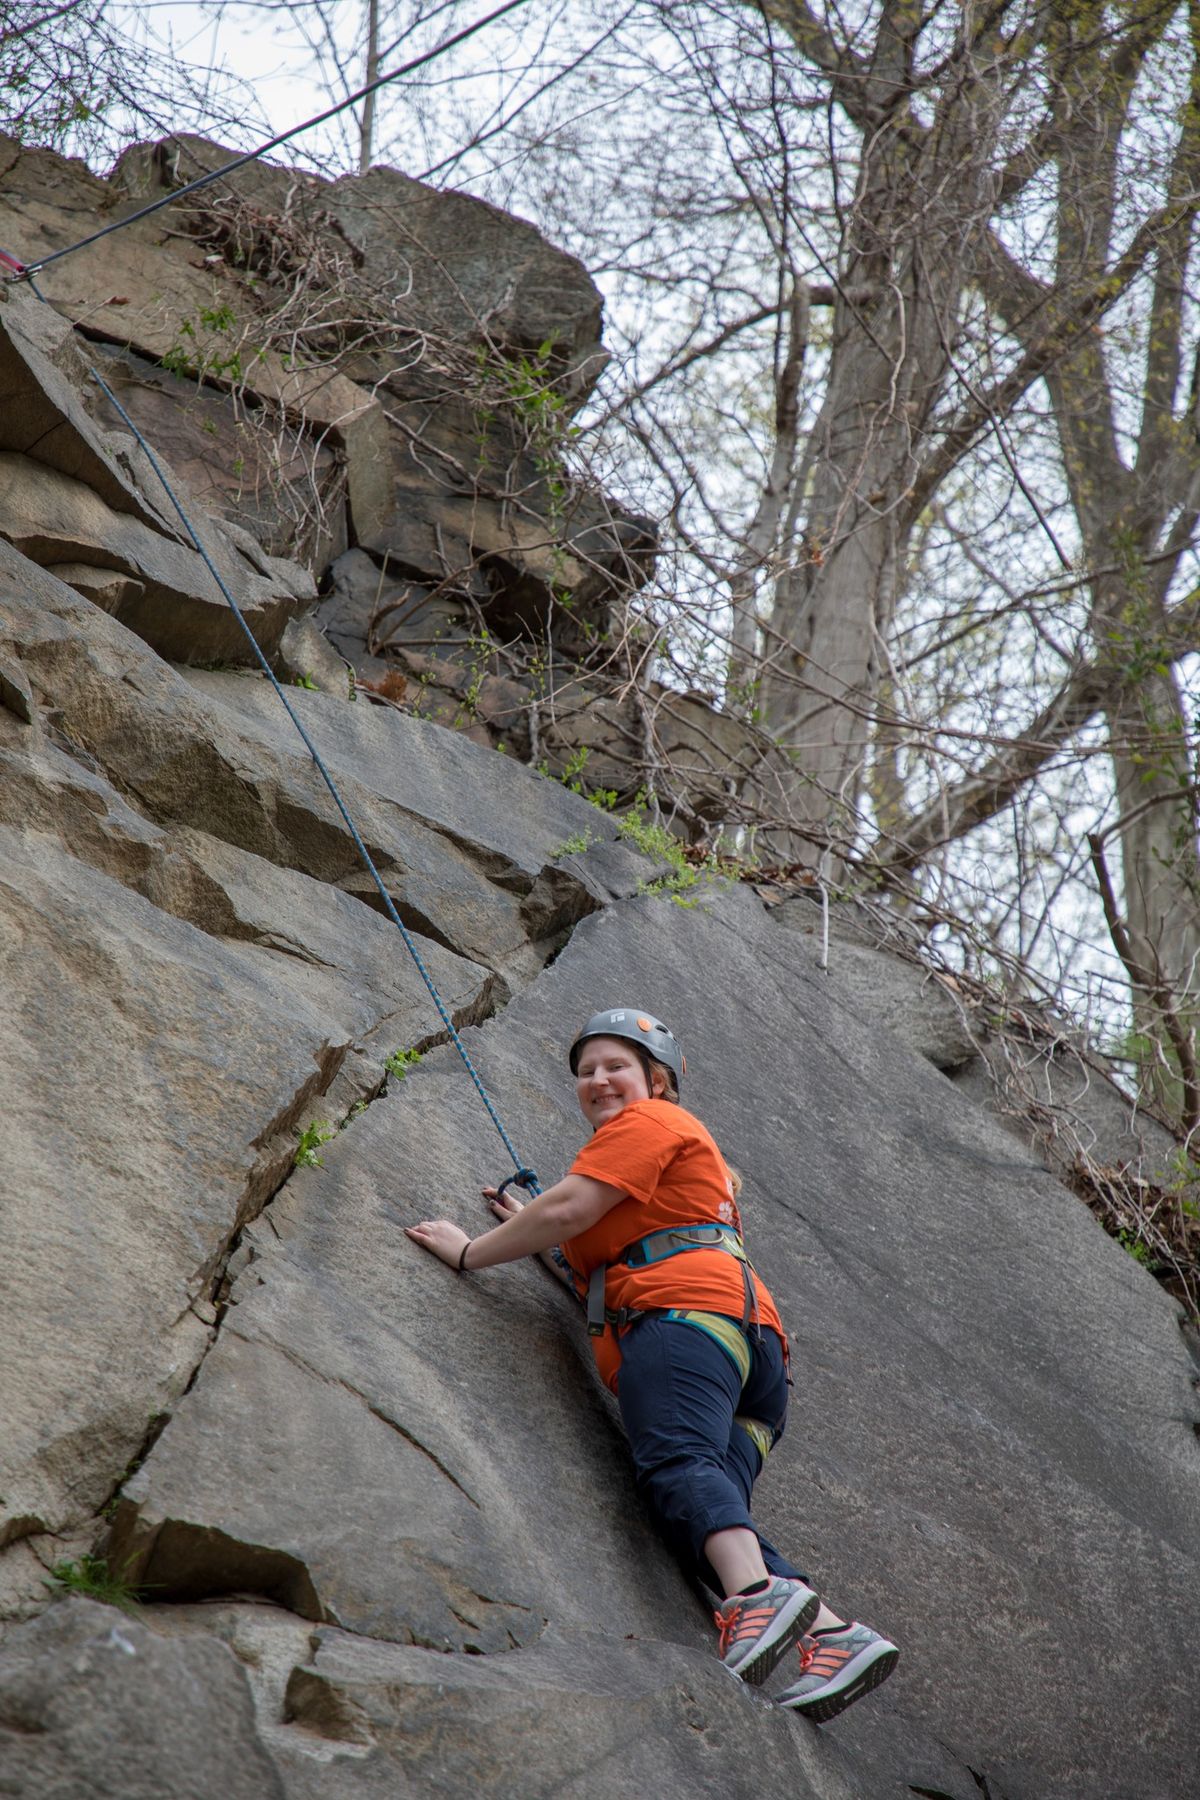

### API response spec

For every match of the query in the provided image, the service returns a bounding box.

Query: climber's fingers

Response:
[404,1219,470,1268]
[484,1184,524,1220]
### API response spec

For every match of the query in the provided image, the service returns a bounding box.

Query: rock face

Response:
[0,538,640,1613]
[0,134,744,823]
[0,1599,288,1800]
[0,284,314,660]
[2,130,1199,1800]
[0,132,642,666]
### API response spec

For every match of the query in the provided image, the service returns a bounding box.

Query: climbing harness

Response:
[584,1221,760,1339]
[583,1222,787,1440]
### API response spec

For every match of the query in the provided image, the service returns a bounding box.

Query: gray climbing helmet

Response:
[568,1008,685,1089]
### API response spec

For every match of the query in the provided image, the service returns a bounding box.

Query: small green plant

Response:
[542,760,723,896]
[160,343,191,377]
[452,627,493,725]
[614,794,710,897]
[1117,1229,1154,1267]
[553,829,598,858]
[45,1555,139,1611]
[559,744,591,793]
[293,673,318,690]
[1162,1146,1200,1194]
[385,1047,423,1081]
[471,338,574,564]
[485,339,570,464]
[160,305,253,384]
[294,1120,335,1167]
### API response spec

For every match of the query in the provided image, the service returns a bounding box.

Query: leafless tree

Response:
[756,1,1200,1118]
[0,0,269,160]
[12,0,1200,1138]
[427,0,1200,1128]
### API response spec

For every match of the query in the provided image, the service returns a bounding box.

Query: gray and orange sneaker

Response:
[713,1577,819,1686]
[775,1622,898,1721]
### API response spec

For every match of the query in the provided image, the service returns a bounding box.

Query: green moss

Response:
[45,1555,139,1611]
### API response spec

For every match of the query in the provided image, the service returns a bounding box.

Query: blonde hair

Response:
[634,1048,679,1104]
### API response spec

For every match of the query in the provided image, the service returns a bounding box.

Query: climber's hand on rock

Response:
[404,1219,469,1268]
[484,1184,524,1221]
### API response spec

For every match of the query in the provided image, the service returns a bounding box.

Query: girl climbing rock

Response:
[405,1007,897,1721]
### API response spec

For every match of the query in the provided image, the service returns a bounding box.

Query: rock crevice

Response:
[2,133,1198,1800]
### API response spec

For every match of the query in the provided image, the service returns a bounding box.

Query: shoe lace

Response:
[713,1597,772,1656]
[797,1633,852,1679]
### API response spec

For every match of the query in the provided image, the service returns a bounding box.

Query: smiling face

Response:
[574,1035,664,1130]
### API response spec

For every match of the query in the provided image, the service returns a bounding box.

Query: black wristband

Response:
[458,1240,472,1273]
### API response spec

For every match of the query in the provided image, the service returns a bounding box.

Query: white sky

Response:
[115,2,547,177]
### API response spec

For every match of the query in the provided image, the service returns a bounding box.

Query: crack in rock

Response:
[257,1336,482,1511]
[0,1517,45,1554]
[117,1518,334,1623]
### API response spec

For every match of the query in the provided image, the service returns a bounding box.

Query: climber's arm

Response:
[405,1172,624,1272]
[483,1185,578,1289]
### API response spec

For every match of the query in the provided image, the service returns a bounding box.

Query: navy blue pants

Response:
[615,1315,806,1595]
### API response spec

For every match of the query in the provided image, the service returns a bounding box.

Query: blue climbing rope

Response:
[2,0,550,1192]
[19,262,538,1192]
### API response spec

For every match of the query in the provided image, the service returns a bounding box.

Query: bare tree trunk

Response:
[755,3,1013,864]
[725,280,809,710]
[1040,0,1200,1108]
[1094,572,1200,1105]
[359,0,380,175]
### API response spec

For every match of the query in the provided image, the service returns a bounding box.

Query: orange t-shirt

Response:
[563,1098,785,1391]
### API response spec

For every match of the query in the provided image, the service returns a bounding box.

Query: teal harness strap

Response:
[584,1223,759,1340]
[621,1222,747,1267]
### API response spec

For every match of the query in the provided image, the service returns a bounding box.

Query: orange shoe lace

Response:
[713,1598,779,1657]
[798,1634,852,1679]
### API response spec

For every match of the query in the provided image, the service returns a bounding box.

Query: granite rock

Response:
[0,1598,287,1800]
[109,887,1200,1799]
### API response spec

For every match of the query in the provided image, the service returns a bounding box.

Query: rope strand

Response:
[74,340,538,1191]
[5,0,548,1186]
